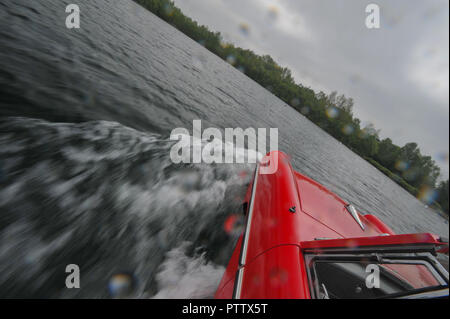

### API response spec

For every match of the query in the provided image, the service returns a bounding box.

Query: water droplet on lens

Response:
[108,273,137,298]
[300,106,310,115]
[239,23,250,36]
[325,107,339,119]
[291,98,300,107]
[267,6,279,21]
[226,54,236,65]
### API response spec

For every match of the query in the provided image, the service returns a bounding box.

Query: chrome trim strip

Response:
[234,268,244,299]
[239,163,260,266]
[345,204,365,230]
[234,163,260,299]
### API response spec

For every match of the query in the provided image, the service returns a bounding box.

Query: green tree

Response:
[375,138,401,170]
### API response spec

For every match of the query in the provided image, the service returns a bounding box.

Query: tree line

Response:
[134,0,448,214]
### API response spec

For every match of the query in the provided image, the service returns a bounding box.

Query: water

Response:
[0,0,447,298]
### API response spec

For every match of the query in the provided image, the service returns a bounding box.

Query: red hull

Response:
[215,151,448,299]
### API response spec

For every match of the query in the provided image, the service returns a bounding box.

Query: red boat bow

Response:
[215,151,449,299]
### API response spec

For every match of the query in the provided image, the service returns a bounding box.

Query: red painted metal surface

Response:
[243,152,308,264]
[438,245,449,254]
[295,171,381,238]
[300,233,444,250]
[239,245,310,299]
[215,151,446,299]
[364,214,396,235]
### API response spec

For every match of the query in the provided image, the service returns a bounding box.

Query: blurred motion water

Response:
[0,0,448,298]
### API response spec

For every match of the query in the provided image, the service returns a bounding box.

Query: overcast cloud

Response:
[172,0,449,178]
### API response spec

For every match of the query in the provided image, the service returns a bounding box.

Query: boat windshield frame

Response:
[304,246,449,299]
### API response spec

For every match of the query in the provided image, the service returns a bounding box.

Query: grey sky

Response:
[172,0,449,178]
